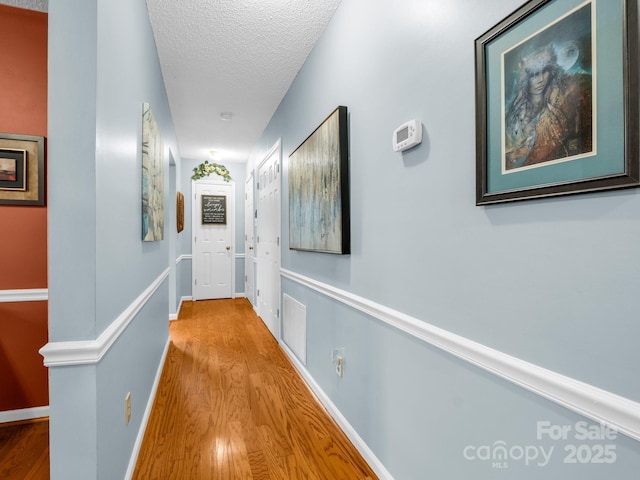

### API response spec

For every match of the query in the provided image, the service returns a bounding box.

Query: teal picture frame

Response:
[475,0,639,205]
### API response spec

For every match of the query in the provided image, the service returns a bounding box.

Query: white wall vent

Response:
[282,294,307,365]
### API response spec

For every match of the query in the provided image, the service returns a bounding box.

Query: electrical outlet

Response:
[331,348,345,378]
[125,392,131,425]
[335,356,344,378]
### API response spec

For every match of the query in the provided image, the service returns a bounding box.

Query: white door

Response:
[192,181,235,300]
[256,141,281,339]
[244,173,255,306]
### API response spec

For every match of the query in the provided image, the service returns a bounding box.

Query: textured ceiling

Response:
[2,0,338,164]
[146,0,341,163]
[0,0,47,11]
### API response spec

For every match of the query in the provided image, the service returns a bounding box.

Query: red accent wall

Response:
[0,5,48,413]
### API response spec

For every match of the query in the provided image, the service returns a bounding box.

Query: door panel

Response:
[245,174,255,306]
[193,181,234,300]
[256,142,281,339]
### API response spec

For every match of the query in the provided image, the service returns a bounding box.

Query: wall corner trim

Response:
[39,268,170,367]
[280,268,640,443]
[0,288,48,303]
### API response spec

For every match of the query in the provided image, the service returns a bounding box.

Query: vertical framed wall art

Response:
[475,0,639,204]
[0,133,45,206]
[288,106,350,254]
[142,102,164,241]
[176,191,184,233]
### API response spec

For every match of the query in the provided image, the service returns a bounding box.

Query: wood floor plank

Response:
[23,445,50,480]
[247,448,271,480]
[134,298,377,479]
[0,419,49,480]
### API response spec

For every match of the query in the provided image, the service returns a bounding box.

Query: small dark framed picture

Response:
[475,0,639,205]
[176,191,185,233]
[0,133,46,206]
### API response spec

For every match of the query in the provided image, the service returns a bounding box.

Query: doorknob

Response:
[226,246,231,251]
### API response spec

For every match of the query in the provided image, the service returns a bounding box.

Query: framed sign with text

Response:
[201,194,227,225]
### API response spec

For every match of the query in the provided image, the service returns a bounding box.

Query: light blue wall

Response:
[249,0,640,478]
[176,258,191,304]
[178,159,194,306]
[48,0,179,478]
[94,0,175,333]
[96,282,169,479]
[48,0,98,342]
[168,157,178,314]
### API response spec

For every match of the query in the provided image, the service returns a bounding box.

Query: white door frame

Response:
[244,172,255,306]
[256,139,281,338]
[192,178,236,300]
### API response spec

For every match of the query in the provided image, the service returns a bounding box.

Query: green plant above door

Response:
[191,160,232,182]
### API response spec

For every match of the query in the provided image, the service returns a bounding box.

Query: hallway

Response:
[133,298,377,479]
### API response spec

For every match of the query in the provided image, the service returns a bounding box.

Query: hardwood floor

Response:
[0,298,375,479]
[134,298,377,480]
[0,418,49,480]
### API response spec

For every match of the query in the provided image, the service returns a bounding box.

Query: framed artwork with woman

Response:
[475,0,639,205]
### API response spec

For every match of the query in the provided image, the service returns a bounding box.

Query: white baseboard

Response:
[171,296,193,321]
[0,288,48,303]
[125,336,170,480]
[279,341,394,480]
[0,406,49,424]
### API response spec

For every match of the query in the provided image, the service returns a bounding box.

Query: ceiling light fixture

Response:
[219,112,233,121]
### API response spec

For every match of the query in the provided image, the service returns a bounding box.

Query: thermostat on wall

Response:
[392,119,422,152]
